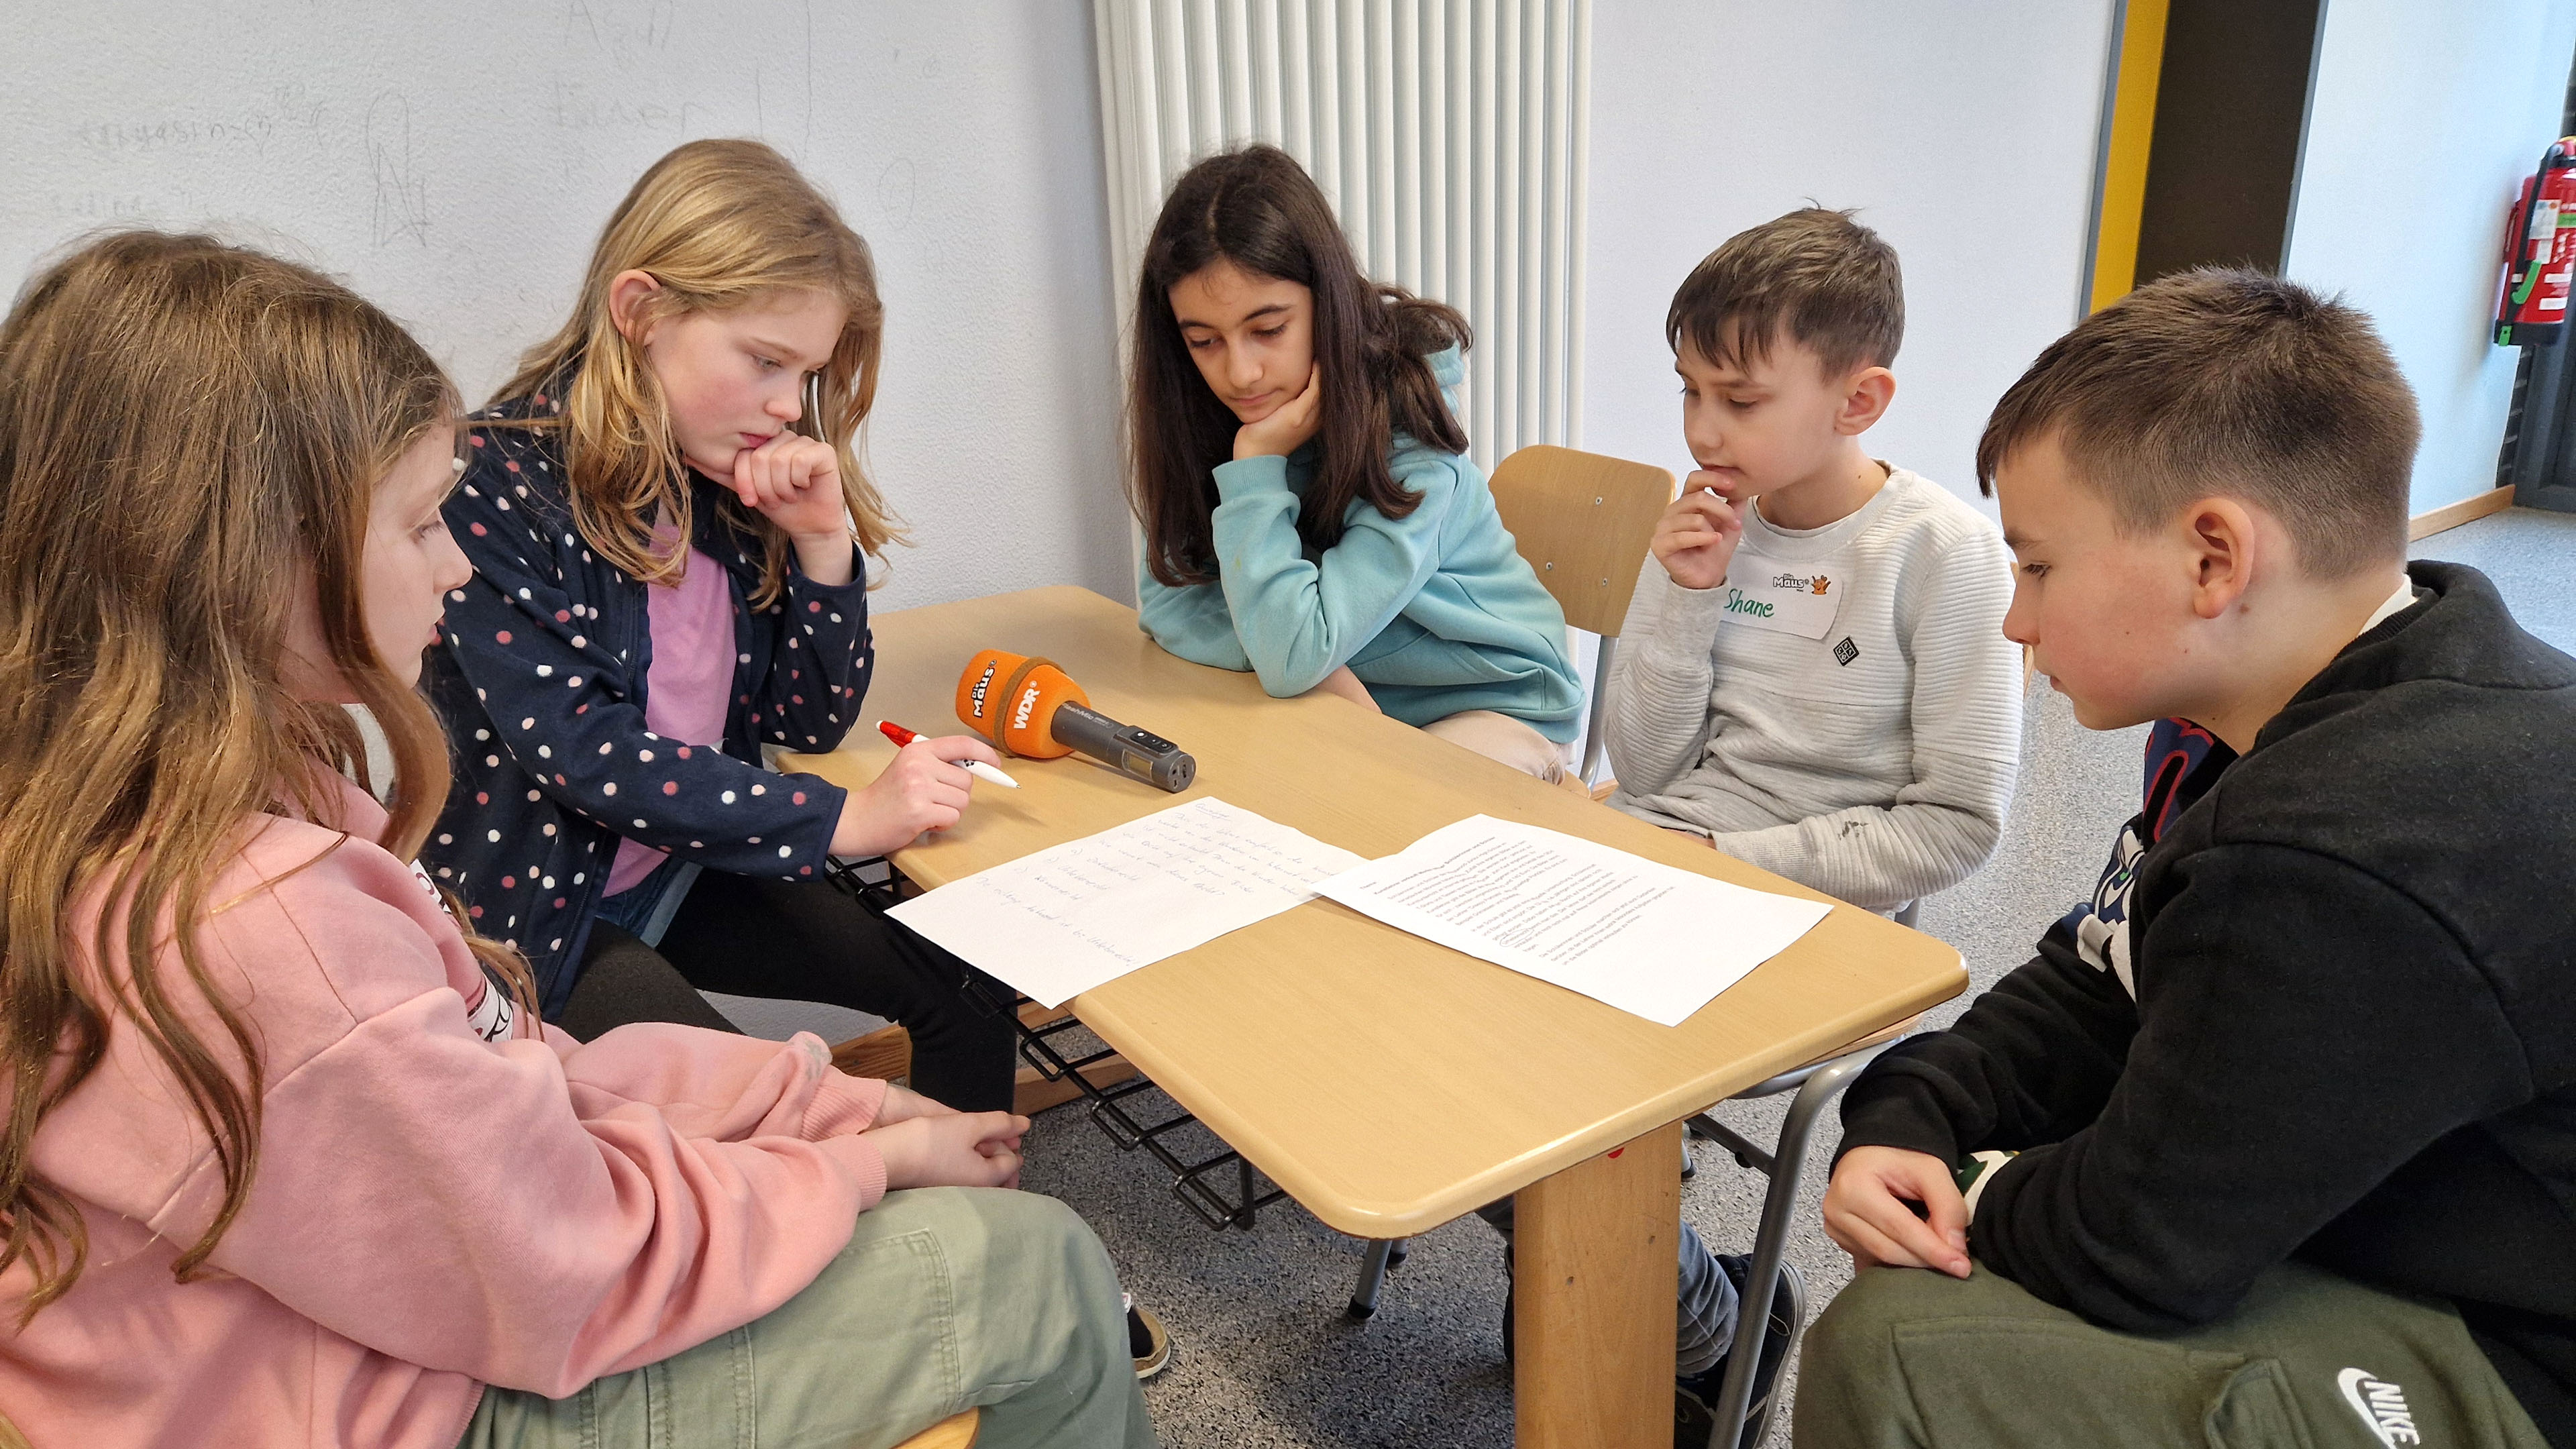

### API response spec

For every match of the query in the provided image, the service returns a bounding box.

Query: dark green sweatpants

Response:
[1796,1260,2547,1448]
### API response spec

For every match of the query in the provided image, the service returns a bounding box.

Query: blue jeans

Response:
[594,854,702,948]
[1477,1200,1740,1375]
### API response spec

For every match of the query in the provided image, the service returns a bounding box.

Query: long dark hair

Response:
[1130,144,1472,588]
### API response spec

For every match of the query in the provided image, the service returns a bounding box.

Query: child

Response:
[0,232,1151,1448]
[1603,208,2023,913]
[1804,271,2576,1448]
[421,140,1018,1112]
[1575,208,2024,1438]
[1128,144,1585,780]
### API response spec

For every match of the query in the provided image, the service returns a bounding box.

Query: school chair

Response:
[895,1409,979,1448]
[1485,444,1676,786]
[1677,1024,1916,1448]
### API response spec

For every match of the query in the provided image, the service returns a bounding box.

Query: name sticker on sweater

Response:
[1717,553,1843,640]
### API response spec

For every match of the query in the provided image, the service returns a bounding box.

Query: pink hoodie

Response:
[0,777,892,1448]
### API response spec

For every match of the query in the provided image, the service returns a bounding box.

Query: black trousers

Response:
[557,871,1018,1113]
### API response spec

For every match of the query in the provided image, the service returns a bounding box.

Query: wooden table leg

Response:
[1513,1119,1684,1449]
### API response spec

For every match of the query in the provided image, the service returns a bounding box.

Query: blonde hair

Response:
[0,231,536,1320]
[494,138,898,605]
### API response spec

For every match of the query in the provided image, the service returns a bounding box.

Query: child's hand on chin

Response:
[732,432,849,544]
[1652,473,1746,591]
[1233,364,1324,461]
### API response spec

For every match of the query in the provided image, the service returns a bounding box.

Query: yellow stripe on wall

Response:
[2091,0,2170,312]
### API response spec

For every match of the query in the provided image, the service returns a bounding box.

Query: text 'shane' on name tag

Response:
[1717,551,1842,640]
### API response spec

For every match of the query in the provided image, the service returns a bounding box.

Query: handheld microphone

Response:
[954,649,1197,793]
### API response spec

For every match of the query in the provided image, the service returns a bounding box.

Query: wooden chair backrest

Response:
[1487,445,1675,637]
[894,1409,981,1449]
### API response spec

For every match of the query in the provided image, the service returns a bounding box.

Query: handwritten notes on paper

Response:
[886,798,1365,1008]
[1313,816,1833,1026]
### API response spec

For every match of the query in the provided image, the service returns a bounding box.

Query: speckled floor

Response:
[2412,504,2576,654]
[709,506,2571,1447]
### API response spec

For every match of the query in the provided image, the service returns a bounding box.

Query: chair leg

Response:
[1703,1039,1907,1449]
[1578,635,1618,786]
[1348,1237,1405,1320]
[1894,899,1921,929]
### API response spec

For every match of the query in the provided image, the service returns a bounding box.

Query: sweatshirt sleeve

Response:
[441,478,842,881]
[1205,449,1458,696]
[1835,913,2143,1169]
[1601,557,1727,796]
[1136,557,1256,672]
[1957,847,2528,1332]
[171,869,891,1397]
[745,540,874,755]
[1702,527,2023,910]
[549,1020,888,1141]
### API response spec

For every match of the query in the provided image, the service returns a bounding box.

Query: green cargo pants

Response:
[1796,1259,2546,1448]
[460,1186,1157,1449]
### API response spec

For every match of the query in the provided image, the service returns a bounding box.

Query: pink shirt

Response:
[0,776,890,1449]
[605,544,739,896]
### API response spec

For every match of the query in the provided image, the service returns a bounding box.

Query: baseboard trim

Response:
[2410,486,2515,541]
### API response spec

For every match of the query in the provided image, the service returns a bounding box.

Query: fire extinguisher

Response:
[2496,138,2576,346]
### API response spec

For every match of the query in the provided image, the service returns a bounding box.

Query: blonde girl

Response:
[421,140,1018,1112]
[0,230,1148,1448]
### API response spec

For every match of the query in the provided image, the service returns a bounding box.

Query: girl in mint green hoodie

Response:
[1128,145,1583,778]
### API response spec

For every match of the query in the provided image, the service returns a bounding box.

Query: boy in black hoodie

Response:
[1796,270,2576,1449]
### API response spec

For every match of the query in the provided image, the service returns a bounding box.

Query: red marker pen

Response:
[877,720,1020,788]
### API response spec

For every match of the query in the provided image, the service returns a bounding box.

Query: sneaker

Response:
[1124,1295,1171,1381]
[1671,1255,1805,1449]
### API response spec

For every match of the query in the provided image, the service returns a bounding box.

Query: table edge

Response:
[1072,949,1968,1238]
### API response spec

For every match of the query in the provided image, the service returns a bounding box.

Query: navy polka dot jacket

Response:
[419,394,875,1017]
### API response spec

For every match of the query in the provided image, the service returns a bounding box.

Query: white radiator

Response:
[1092,0,1594,466]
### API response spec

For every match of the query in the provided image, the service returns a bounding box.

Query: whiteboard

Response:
[0,1,1134,609]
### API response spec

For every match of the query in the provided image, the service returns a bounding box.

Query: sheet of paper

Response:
[1312,814,1834,1026]
[887,797,1365,1008]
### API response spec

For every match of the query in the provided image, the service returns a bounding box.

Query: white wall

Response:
[0,1,1130,610]
[2286,0,2576,514]
[1581,1,2118,512]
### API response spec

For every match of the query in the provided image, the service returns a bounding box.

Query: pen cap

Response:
[955,649,1087,758]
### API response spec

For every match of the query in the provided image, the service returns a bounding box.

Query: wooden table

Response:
[786,586,1965,1448]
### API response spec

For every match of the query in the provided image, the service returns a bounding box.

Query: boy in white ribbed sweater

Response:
[1607,209,2022,914]
[1592,209,2023,1441]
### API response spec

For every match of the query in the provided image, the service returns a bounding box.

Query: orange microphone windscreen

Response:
[955,649,1090,758]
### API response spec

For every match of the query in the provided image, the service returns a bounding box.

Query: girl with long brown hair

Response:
[419,140,1020,1114]
[0,231,1150,1449]
[1129,144,1584,778]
